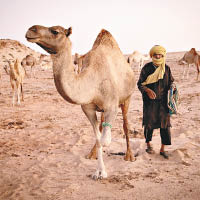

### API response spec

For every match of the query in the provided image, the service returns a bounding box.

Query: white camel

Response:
[8,59,25,106]
[26,25,136,179]
[178,48,200,80]
[127,51,150,72]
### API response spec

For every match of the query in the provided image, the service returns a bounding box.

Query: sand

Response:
[0,41,200,200]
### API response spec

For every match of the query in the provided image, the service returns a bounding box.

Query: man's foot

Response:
[160,151,169,159]
[146,146,155,154]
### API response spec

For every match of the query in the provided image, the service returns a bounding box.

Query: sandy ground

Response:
[0,51,200,200]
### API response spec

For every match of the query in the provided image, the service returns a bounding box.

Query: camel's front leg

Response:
[94,106,118,179]
[92,144,107,180]
[186,64,191,79]
[138,59,144,72]
[182,64,187,79]
[81,105,107,179]
[17,83,21,105]
[86,113,104,160]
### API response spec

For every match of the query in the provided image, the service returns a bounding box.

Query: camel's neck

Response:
[51,47,73,77]
[51,43,92,105]
[9,64,17,79]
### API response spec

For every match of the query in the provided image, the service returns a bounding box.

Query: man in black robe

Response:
[137,45,174,159]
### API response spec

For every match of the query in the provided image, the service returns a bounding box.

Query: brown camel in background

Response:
[178,48,200,80]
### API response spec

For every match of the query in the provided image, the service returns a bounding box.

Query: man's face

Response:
[153,54,163,59]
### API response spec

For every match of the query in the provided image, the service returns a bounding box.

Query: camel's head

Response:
[190,48,197,56]
[178,58,186,65]
[26,25,72,54]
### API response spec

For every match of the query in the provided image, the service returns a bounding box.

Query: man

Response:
[137,45,174,159]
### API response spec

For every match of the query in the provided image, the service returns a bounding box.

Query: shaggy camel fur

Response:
[178,48,200,80]
[8,59,25,106]
[127,51,150,72]
[26,25,136,179]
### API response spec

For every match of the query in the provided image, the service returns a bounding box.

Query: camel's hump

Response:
[92,29,119,50]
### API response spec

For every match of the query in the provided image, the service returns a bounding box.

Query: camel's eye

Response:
[50,29,59,35]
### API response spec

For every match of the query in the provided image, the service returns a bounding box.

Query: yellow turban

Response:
[142,45,166,85]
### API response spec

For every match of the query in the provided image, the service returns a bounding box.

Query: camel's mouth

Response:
[26,36,40,43]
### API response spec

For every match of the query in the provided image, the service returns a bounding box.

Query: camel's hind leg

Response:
[81,104,107,179]
[16,82,21,105]
[121,97,136,162]
[11,82,15,106]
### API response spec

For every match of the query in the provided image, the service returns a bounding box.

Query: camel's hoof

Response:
[92,175,98,180]
[85,154,97,160]
[92,170,107,180]
[124,153,136,162]
[85,152,97,160]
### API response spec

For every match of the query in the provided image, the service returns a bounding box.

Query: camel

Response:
[8,59,25,106]
[127,51,150,72]
[39,54,52,70]
[26,25,136,179]
[21,54,37,77]
[178,48,200,80]
[73,53,87,74]
[21,54,52,76]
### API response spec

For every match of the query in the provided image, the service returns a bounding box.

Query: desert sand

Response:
[0,40,200,200]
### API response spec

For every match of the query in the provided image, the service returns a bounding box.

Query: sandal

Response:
[146,146,155,154]
[160,151,169,159]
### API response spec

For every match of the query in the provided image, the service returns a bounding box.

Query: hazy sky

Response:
[1,0,200,55]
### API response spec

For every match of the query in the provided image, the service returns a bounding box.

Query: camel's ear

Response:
[65,27,72,37]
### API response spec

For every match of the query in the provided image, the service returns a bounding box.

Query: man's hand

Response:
[145,88,156,99]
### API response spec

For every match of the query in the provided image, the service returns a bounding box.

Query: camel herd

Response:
[0,24,199,179]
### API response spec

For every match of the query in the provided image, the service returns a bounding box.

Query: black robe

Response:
[137,62,174,129]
